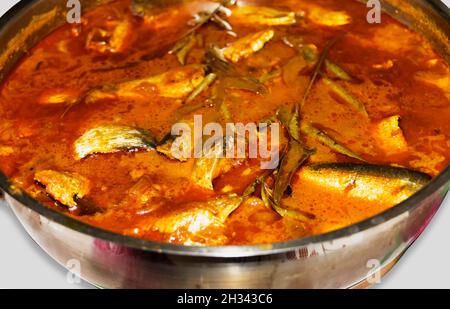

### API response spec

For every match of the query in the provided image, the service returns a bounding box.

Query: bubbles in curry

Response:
[0,0,449,246]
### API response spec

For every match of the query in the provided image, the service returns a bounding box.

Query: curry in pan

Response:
[0,0,449,246]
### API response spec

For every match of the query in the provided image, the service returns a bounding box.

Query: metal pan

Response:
[0,0,449,288]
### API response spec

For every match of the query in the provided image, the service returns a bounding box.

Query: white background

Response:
[0,0,449,289]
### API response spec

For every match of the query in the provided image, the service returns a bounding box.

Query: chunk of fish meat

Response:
[86,65,206,102]
[74,125,156,160]
[86,18,132,53]
[223,30,275,63]
[151,194,243,235]
[232,6,297,26]
[34,170,90,209]
[298,163,431,205]
[308,7,352,26]
[191,138,239,190]
[157,120,195,162]
[157,135,191,162]
[373,115,408,155]
[190,143,222,190]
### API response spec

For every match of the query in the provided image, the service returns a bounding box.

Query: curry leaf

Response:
[272,139,311,205]
[302,123,366,161]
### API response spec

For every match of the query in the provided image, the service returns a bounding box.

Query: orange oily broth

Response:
[0,0,448,245]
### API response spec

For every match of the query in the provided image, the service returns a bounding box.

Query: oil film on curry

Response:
[0,0,449,247]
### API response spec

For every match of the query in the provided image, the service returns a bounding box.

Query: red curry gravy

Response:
[0,0,449,245]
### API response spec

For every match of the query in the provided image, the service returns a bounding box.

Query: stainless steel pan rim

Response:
[0,0,449,259]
